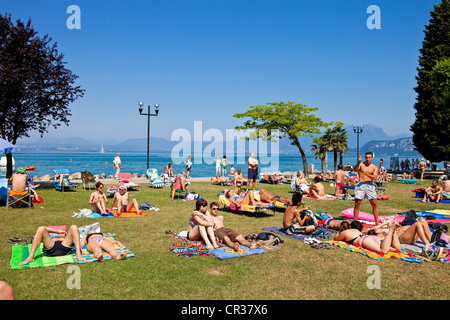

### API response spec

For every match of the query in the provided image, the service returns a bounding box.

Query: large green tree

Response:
[0,14,84,177]
[233,101,333,174]
[411,0,450,161]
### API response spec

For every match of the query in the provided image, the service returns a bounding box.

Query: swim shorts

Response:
[284,224,308,235]
[215,227,240,242]
[42,241,74,257]
[248,168,258,180]
[355,182,377,200]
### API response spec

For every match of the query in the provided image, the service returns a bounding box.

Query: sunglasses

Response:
[211,207,219,210]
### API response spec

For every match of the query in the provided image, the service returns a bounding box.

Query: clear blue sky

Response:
[2,0,441,143]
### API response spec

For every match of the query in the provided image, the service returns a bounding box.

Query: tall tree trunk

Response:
[6,152,13,178]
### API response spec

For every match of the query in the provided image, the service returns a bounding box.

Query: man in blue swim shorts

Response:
[354,152,380,225]
[19,225,85,265]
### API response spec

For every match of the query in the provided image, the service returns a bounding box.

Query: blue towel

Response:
[209,245,280,259]
[87,210,115,218]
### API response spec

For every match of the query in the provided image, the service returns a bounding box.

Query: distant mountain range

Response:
[15,124,420,156]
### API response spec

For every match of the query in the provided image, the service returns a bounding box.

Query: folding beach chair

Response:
[118,172,141,191]
[54,169,78,192]
[147,169,164,188]
[81,171,96,190]
[169,178,190,200]
[6,187,33,209]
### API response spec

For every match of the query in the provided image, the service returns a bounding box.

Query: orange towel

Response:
[8,190,28,196]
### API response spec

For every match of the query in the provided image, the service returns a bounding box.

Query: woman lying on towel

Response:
[224,189,271,208]
[334,221,401,254]
[80,230,127,262]
[187,198,219,250]
[368,219,432,245]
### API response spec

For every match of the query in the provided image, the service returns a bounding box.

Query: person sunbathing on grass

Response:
[335,221,402,255]
[187,198,219,250]
[307,176,326,199]
[421,180,443,203]
[224,189,268,208]
[259,189,291,205]
[80,230,127,262]
[368,219,432,245]
[19,225,85,265]
[110,185,143,216]
[283,192,316,236]
[207,202,263,251]
[89,182,109,216]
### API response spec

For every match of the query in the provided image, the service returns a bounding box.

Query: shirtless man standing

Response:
[418,158,427,181]
[333,164,350,197]
[247,152,259,190]
[353,152,379,225]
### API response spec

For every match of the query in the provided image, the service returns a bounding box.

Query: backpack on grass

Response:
[256,232,284,246]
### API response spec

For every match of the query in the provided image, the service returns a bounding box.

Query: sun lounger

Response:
[147,168,164,188]
[118,172,141,191]
[54,169,78,192]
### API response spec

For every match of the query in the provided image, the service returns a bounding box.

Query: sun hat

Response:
[118,185,126,190]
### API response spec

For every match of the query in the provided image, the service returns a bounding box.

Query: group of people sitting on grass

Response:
[88,181,143,216]
[284,191,436,254]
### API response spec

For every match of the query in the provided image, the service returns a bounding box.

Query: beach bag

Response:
[256,232,284,246]
[140,202,152,210]
[430,223,449,243]
[401,210,418,226]
[184,192,201,201]
[422,240,450,261]
[301,209,318,228]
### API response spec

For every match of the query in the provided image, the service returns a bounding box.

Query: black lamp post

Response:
[353,125,363,159]
[139,101,159,172]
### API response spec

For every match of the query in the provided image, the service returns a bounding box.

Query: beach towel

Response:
[209,245,280,260]
[262,226,334,241]
[169,240,212,257]
[325,240,413,261]
[73,236,134,263]
[86,210,115,218]
[416,199,450,204]
[108,207,147,217]
[10,244,75,270]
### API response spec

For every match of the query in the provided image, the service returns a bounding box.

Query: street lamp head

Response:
[139,101,143,114]
[155,103,159,115]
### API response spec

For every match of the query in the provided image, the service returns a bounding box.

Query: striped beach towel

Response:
[10,244,74,270]
[326,240,413,260]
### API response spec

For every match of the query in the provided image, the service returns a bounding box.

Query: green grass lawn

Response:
[0,178,449,300]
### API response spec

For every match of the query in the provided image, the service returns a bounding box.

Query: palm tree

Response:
[310,137,328,173]
[322,125,349,172]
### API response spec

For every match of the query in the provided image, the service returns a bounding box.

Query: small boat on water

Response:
[0,156,15,167]
[100,145,105,154]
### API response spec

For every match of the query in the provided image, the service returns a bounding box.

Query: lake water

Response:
[1,150,441,179]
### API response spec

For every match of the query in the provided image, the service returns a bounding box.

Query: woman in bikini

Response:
[187,199,219,250]
[334,221,402,254]
[80,230,127,262]
[171,175,186,201]
[224,189,260,208]
[89,182,108,216]
[368,219,432,245]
